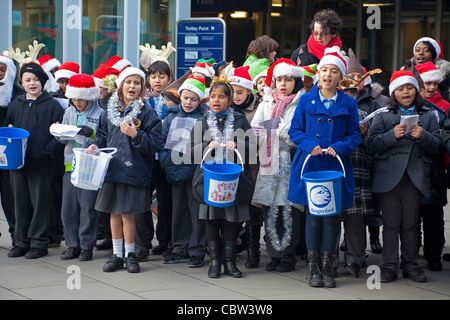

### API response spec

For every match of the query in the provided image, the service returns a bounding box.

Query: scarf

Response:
[307,34,342,60]
[428,91,450,114]
[264,90,296,168]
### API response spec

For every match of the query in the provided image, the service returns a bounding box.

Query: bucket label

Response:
[0,145,7,167]
[306,181,336,215]
[208,178,239,204]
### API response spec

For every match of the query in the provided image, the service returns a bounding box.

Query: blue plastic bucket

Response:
[0,127,30,170]
[301,150,345,216]
[201,148,244,208]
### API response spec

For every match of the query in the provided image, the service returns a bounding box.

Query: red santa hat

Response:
[265,58,304,87]
[389,70,420,95]
[65,74,100,101]
[317,46,348,78]
[115,67,146,88]
[92,64,121,88]
[105,55,132,72]
[413,37,444,61]
[415,61,443,83]
[54,62,80,82]
[229,65,254,91]
[37,54,61,72]
[191,60,215,78]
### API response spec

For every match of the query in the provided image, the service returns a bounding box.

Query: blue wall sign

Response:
[175,18,226,79]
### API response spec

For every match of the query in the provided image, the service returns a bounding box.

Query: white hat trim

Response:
[178,83,206,100]
[420,70,443,83]
[112,58,132,72]
[55,69,77,82]
[272,63,304,80]
[116,67,146,88]
[93,77,105,88]
[229,76,254,91]
[389,75,419,95]
[42,59,61,72]
[414,37,441,61]
[65,86,100,101]
[191,66,215,78]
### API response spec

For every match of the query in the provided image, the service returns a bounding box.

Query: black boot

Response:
[322,251,336,288]
[245,225,261,268]
[207,241,221,278]
[223,241,242,278]
[307,250,322,287]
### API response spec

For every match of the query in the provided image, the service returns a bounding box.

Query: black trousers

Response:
[418,203,446,262]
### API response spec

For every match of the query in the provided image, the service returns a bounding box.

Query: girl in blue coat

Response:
[288,47,361,288]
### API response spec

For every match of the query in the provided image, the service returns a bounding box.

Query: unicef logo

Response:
[310,185,332,208]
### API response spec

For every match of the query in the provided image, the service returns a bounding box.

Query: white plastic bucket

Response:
[71,147,117,190]
[301,149,346,216]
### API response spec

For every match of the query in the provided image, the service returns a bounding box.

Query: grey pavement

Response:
[0,203,450,301]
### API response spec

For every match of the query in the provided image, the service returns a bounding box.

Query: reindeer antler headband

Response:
[139,42,176,70]
[3,40,45,66]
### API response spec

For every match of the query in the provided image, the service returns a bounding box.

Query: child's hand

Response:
[208,141,221,149]
[252,125,266,137]
[310,145,323,156]
[120,120,137,138]
[224,141,237,150]
[410,125,423,139]
[325,147,337,157]
[394,124,407,139]
[85,144,98,154]
[360,123,368,135]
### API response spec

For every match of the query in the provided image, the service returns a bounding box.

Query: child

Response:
[0,55,24,246]
[251,58,305,273]
[5,62,64,259]
[159,75,208,267]
[144,59,173,257]
[416,61,450,113]
[368,70,442,283]
[86,67,162,273]
[191,80,254,278]
[58,74,103,261]
[52,62,80,98]
[288,47,361,288]
[37,54,61,94]
[192,59,215,95]
[253,69,268,102]
[230,65,263,268]
[92,64,120,110]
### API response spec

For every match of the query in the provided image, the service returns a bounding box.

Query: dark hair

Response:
[146,60,172,91]
[245,35,279,62]
[309,9,343,36]
[209,81,233,99]
[389,88,425,110]
[293,78,304,94]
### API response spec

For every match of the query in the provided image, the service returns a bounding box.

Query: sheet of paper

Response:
[50,123,81,138]
[400,114,419,133]
[359,107,388,125]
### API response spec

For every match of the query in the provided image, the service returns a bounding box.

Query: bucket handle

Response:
[201,145,244,172]
[300,148,345,179]
[97,147,118,156]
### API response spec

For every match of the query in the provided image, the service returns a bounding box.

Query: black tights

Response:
[206,219,239,242]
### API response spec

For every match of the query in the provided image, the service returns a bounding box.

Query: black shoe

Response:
[403,267,427,282]
[380,268,397,283]
[60,247,81,260]
[275,261,294,272]
[427,260,442,271]
[95,239,112,250]
[265,258,281,271]
[124,252,140,273]
[135,251,150,262]
[162,252,190,264]
[151,244,168,255]
[25,247,48,259]
[344,263,360,278]
[188,256,204,268]
[7,246,29,258]
[103,254,124,272]
[370,239,383,254]
[79,250,93,261]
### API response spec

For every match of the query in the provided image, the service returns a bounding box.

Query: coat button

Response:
[318,118,323,123]
[316,134,321,139]
[328,118,333,123]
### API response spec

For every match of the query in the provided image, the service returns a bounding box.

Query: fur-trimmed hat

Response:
[37,54,61,72]
[178,74,206,100]
[92,64,121,89]
[0,55,17,106]
[230,65,253,91]
[65,74,100,101]
[105,55,132,72]
[115,67,146,88]
[54,62,80,82]
[265,58,303,87]
[318,46,348,77]
[413,37,443,61]
[415,61,443,83]
[389,70,419,95]
[191,59,215,78]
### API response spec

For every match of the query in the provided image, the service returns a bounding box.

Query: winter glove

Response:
[77,125,94,138]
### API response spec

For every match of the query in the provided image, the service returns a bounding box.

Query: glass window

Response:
[12,0,61,61]
[82,0,125,74]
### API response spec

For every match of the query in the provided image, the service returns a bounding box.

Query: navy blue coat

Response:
[288,84,362,209]
[159,104,207,183]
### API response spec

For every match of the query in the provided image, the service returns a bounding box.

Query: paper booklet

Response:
[359,107,388,125]
[400,114,419,133]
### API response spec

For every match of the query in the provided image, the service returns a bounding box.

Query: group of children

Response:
[0,35,449,288]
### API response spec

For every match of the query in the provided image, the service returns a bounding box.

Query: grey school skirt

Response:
[95,181,151,215]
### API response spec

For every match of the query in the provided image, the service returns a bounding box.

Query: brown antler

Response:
[357,68,382,86]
